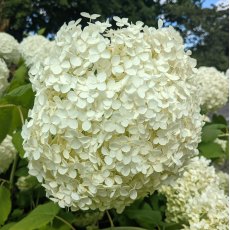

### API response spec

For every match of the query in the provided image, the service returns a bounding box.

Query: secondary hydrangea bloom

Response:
[0,135,16,174]
[160,156,229,229]
[0,32,20,64]
[0,58,9,94]
[22,15,203,212]
[19,35,54,67]
[217,171,229,194]
[196,67,229,112]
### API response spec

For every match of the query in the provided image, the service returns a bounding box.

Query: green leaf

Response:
[125,209,162,229]
[5,84,35,109]
[59,0,69,6]
[102,228,147,230]
[10,202,60,230]
[0,105,13,143]
[5,84,34,108]
[10,209,24,220]
[0,187,12,226]
[37,28,46,35]
[7,64,28,92]
[201,124,225,143]
[161,222,184,230]
[37,225,56,230]
[15,167,28,177]
[199,142,225,159]
[212,114,227,125]
[0,223,16,230]
[0,101,26,140]
[12,131,25,158]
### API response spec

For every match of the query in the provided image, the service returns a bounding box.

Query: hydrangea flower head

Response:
[0,135,16,174]
[19,35,54,67]
[196,67,229,112]
[22,15,203,212]
[0,32,20,64]
[0,58,9,94]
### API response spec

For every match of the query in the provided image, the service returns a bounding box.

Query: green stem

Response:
[17,106,25,124]
[106,210,114,227]
[0,104,15,108]
[0,104,24,125]
[55,216,76,230]
[9,154,18,191]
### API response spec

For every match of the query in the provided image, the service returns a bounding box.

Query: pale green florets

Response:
[74,211,104,228]
[0,32,20,64]
[160,156,229,230]
[16,175,38,191]
[196,67,229,113]
[214,138,227,152]
[19,35,54,68]
[0,135,16,174]
[217,171,229,194]
[22,15,203,212]
[0,58,9,94]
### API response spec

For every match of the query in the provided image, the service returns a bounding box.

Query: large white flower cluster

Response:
[0,32,20,64]
[160,156,229,229]
[22,15,203,212]
[0,135,16,174]
[19,35,54,68]
[0,58,9,94]
[196,67,229,112]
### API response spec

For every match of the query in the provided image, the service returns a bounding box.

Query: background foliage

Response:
[0,0,229,71]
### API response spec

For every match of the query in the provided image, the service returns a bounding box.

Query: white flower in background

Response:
[160,156,229,229]
[22,15,203,212]
[19,35,54,67]
[0,135,16,174]
[183,186,229,230]
[196,67,229,113]
[0,58,9,94]
[217,171,229,194]
[0,32,20,64]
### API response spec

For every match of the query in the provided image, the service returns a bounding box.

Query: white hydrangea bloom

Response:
[0,135,16,174]
[0,32,20,64]
[22,16,203,212]
[19,35,54,67]
[196,67,229,112]
[160,156,229,229]
[0,58,9,94]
